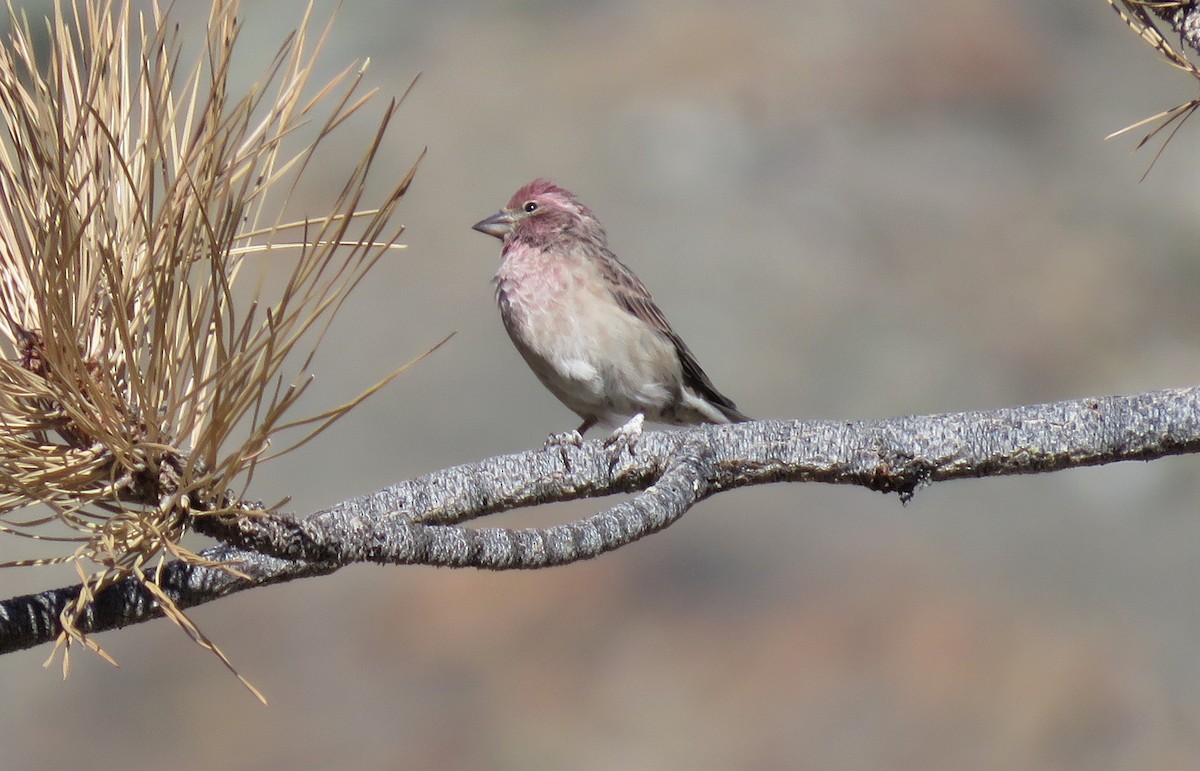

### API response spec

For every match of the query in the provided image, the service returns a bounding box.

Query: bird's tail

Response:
[714,402,751,424]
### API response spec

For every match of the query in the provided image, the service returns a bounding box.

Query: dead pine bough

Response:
[0,0,426,701]
[1107,0,1200,172]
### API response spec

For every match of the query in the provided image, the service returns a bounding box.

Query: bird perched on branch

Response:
[472,179,749,439]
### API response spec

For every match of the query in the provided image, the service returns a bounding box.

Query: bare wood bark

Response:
[2,385,1197,655]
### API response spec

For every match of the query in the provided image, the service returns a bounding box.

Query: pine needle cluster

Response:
[0,0,420,695]
[1107,1,1200,169]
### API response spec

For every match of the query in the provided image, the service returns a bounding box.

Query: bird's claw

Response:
[604,413,644,463]
[544,429,584,469]
[544,429,584,450]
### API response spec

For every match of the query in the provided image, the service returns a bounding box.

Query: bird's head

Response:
[472,179,602,247]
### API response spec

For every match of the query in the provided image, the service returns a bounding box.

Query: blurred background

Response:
[4,0,1200,768]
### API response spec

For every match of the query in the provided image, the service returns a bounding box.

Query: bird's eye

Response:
[523,201,539,213]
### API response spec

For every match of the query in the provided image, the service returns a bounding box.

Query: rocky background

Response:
[4,1,1200,768]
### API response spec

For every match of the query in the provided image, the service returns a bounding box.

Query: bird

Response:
[472,178,749,439]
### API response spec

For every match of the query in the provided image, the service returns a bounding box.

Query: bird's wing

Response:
[597,249,747,420]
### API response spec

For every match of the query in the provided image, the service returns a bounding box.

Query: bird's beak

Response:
[472,209,516,239]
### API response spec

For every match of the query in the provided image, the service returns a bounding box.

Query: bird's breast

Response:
[494,246,681,418]
[495,244,591,327]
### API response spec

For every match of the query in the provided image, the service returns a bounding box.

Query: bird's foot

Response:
[544,429,584,450]
[544,429,584,469]
[603,413,644,462]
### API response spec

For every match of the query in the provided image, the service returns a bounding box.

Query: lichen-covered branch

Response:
[1159,2,1200,57]
[2,385,1198,655]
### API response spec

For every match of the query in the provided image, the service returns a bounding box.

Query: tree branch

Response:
[1158,1,1200,57]
[2,385,1198,654]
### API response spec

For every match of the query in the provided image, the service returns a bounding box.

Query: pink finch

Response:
[472,179,749,435]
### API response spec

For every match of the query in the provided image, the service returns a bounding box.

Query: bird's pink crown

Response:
[507,178,574,209]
